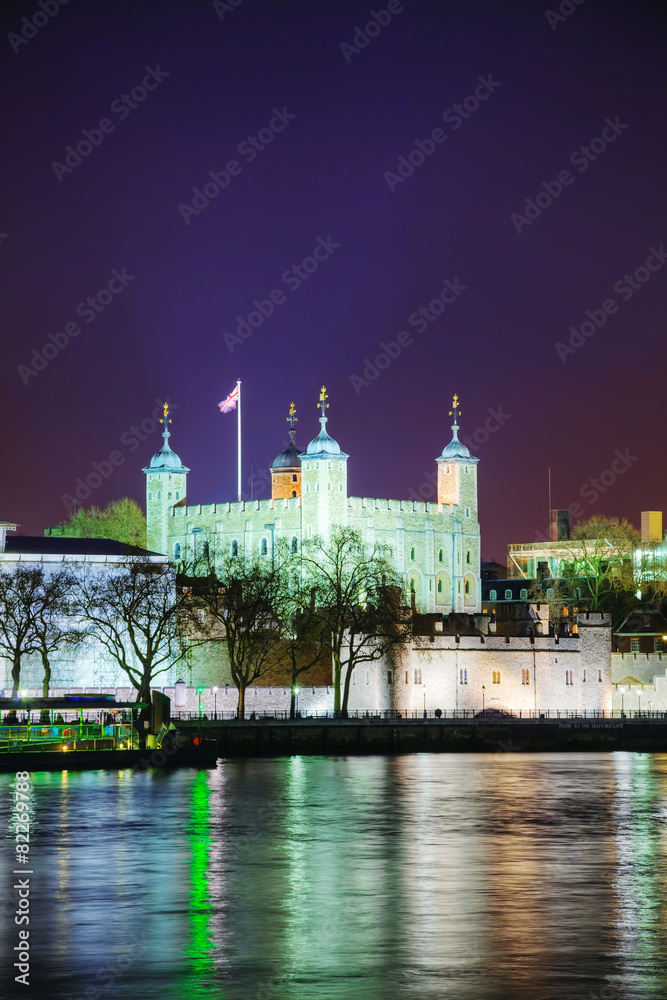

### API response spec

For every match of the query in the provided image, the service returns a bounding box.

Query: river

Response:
[1,752,666,999]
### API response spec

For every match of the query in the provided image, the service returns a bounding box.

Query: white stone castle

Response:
[144,390,481,615]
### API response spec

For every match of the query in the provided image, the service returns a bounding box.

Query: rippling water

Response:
[1,753,667,999]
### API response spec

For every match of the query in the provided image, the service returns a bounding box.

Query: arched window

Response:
[437,580,442,593]
[260,538,268,556]
[492,671,501,684]
[157,491,162,500]
[148,492,153,501]
[520,588,528,600]
[174,543,181,560]
[465,580,471,595]
[466,551,471,564]
[546,587,554,598]
[410,547,415,560]
[439,549,443,562]
[231,539,238,557]
[292,474,297,482]
[175,491,180,500]
[505,589,512,600]
[291,491,297,498]
[290,536,298,554]
[489,589,497,600]
[168,492,172,499]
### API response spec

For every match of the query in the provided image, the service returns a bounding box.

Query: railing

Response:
[0,723,139,753]
[172,709,667,722]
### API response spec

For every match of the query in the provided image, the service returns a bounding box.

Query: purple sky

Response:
[1,0,666,561]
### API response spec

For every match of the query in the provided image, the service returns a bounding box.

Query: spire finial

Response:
[287,401,298,431]
[319,385,329,418]
[448,393,461,428]
[159,400,172,441]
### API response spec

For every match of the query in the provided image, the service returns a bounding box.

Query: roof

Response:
[301,415,349,461]
[5,536,162,557]
[271,436,302,470]
[615,608,667,636]
[482,579,533,601]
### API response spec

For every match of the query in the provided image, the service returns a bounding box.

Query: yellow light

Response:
[62,745,68,752]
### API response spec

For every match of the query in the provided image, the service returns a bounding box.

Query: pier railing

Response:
[0,722,139,753]
[170,708,667,722]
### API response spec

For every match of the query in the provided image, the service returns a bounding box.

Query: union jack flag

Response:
[218,385,239,413]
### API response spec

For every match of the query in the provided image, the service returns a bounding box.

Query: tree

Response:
[57,498,147,548]
[560,516,639,625]
[31,569,84,702]
[301,527,412,717]
[186,549,287,719]
[272,563,328,719]
[74,559,188,706]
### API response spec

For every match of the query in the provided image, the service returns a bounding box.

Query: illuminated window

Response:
[492,671,500,684]
[290,536,298,554]
[157,492,161,500]
[520,588,528,600]
[521,669,530,685]
[565,670,574,685]
[631,639,640,652]
[489,589,497,600]
[505,589,512,600]
[654,638,663,652]
[546,588,554,598]
[231,539,238,557]
[459,668,467,684]
[174,543,181,560]
[260,538,268,555]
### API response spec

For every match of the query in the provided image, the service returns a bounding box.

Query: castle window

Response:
[492,671,500,684]
[459,668,468,684]
[328,483,332,491]
[168,492,172,499]
[446,465,450,473]
[231,540,238,557]
[290,536,298,554]
[306,484,310,491]
[489,589,497,600]
[465,507,470,518]
[176,492,180,500]
[583,669,587,682]
[292,474,297,482]
[654,638,663,652]
[598,669,602,682]
[465,465,470,473]
[565,670,574,685]
[339,483,343,491]
[546,588,554,598]
[520,588,528,600]
[148,492,153,501]
[439,549,443,562]
[521,669,530,685]
[457,581,461,593]
[405,671,409,684]
[260,538,268,556]
[438,580,442,593]
[316,483,320,491]
[466,551,471,564]
[410,578,415,592]
[414,669,418,683]
[157,492,162,500]
[630,639,639,652]
[387,670,393,684]
[292,491,297,497]
[410,547,415,560]
[504,589,512,600]
[465,580,471,595]
[174,543,181,560]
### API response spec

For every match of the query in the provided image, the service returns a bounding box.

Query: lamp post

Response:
[482,685,486,713]
[213,686,218,720]
[293,686,300,716]
[637,689,642,717]
[197,687,204,720]
[619,685,626,717]
[423,685,427,719]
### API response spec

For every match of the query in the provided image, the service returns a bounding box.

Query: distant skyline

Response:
[1,0,666,560]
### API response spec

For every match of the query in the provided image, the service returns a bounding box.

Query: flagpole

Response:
[237,379,242,501]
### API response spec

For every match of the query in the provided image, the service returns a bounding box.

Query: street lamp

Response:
[197,686,204,719]
[213,686,218,720]
[482,685,486,713]
[293,686,300,716]
[637,689,642,717]
[423,685,427,718]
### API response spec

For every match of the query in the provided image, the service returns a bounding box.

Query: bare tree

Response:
[0,567,46,697]
[31,569,84,707]
[74,559,188,706]
[301,527,413,716]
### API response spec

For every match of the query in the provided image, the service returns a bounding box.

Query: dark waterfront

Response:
[2,753,667,999]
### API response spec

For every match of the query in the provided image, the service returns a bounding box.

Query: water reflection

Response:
[1,754,667,999]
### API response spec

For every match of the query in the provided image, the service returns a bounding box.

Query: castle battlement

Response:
[347,496,441,514]
[415,634,581,652]
[171,496,302,518]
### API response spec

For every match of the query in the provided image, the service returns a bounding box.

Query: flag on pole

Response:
[218,385,239,413]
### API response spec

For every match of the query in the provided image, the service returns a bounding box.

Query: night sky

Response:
[1,0,666,561]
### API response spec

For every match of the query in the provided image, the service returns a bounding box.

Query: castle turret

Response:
[436,395,480,611]
[271,402,302,501]
[142,402,189,556]
[300,386,349,540]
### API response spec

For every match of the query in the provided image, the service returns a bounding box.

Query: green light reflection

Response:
[183,769,218,998]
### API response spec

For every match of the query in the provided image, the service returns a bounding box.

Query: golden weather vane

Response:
[160,401,171,426]
[319,385,329,413]
[287,401,298,430]
[449,394,461,420]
